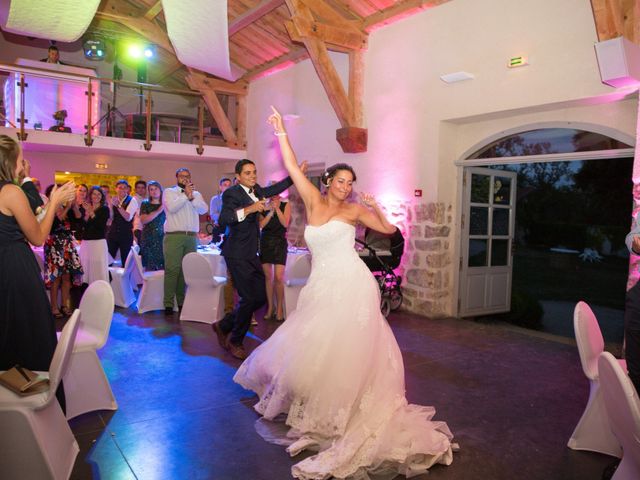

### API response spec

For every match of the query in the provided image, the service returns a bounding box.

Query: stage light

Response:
[83,38,106,61]
[128,44,143,59]
[143,46,155,58]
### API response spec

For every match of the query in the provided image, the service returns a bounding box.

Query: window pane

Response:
[470,207,488,235]
[471,174,490,203]
[469,239,487,267]
[492,208,509,236]
[493,176,511,205]
[491,239,509,266]
[468,128,632,159]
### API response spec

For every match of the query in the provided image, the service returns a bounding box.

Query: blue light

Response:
[144,48,154,58]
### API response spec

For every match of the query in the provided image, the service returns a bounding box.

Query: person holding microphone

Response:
[162,168,208,314]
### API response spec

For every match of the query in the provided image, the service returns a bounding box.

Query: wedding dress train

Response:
[234,220,453,479]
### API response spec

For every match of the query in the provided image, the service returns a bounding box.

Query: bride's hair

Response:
[321,163,357,187]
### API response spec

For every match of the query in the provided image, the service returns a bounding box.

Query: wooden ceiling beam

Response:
[299,0,362,27]
[229,0,285,36]
[284,0,367,151]
[187,69,249,96]
[363,0,451,33]
[590,0,640,44]
[186,68,243,149]
[143,0,163,21]
[288,15,368,50]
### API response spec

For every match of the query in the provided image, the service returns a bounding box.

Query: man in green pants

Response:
[162,168,208,314]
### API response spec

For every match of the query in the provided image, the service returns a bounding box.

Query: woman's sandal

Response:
[61,306,73,317]
[52,309,64,319]
[263,313,275,321]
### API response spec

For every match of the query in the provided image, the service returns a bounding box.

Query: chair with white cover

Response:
[109,248,136,308]
[0,310,80,479]
[568,301,626,457]
[62,280,117,419]
[132,249,169,314]
[130,244,143,290]
[180,252,227,324]
[598,351,640,480]
[283,253,312,317]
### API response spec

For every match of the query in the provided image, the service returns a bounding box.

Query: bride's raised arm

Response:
[356,193,397,235]
[268,106,321,212]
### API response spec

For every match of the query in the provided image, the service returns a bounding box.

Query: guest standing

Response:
[0,135,75,404]
[79,186,110,285]
[132,179,147,245]
[163,168,208,313]
[140,180,165,271]
[69,183,88,240]
[43,184,84,318]
[106,179,138,265]
[259,192,290,321]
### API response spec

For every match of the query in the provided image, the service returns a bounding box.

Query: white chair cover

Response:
[598,352,640,480]
[62,280,117,419]
[109,248,136,308]
[180,252,227,324]
[79,238,109,285]
[568,301,625,457]
[284,254,312,317]
[131,244,143,290]
[0,310,80,479]
[133,249,169,314]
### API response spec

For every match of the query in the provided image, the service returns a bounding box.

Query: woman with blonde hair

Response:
[0,135,75,400]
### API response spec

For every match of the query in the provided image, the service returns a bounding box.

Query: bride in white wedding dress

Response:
[233,107,454,479]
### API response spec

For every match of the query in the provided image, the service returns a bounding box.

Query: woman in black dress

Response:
[79,186,110,284]
[0,134,75,379]
[259,193,290,321]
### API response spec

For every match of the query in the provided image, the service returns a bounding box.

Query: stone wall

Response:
[402,202,453,318]
[284,191,454,318]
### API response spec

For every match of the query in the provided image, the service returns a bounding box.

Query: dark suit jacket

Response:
[219,177,293,260]
[22,180,44,214]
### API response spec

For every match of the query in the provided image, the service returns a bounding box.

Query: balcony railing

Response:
[0,60,236,154]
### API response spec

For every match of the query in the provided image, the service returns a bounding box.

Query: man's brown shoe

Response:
[211,321,229,350]
[228,343,247,360]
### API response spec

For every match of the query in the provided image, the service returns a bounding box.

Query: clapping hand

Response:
[360,193,377,208]
[633,236,640,254]
[111,197,120,208]
[50,182,76,208]
[267,106,285,134]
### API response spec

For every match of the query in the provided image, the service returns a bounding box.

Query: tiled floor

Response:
[66,308,621,479]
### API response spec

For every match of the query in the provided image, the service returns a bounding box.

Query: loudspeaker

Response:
[594,36,640,88]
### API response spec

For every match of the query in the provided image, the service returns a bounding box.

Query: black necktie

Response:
[248,188,254,194]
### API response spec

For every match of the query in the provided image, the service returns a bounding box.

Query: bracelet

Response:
[274,132,287,136]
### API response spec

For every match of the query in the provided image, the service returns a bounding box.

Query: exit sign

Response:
[508,56,528,68]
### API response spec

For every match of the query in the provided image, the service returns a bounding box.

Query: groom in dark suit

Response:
[213,158,305,359]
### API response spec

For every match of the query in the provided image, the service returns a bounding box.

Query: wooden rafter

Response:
[186,68,248,149]
[143,0,163,21]
[363,0,451,33]
[229,0,285,36]
[284,0,368,152]
[590,0,640,44]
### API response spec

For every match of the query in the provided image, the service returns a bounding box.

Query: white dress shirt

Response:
[133,193,146,231]
[236,184,259,222]
[163,185,208,233]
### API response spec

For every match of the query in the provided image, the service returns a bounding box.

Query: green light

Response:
[128,44,143,59]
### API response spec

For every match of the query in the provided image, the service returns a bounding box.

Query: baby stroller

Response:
[356,227,405,317]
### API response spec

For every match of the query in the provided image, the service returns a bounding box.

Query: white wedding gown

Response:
[234,220,454,479]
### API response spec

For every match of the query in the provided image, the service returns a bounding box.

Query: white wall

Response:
[246,0,639,315]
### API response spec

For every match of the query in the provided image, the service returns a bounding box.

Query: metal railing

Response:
[0,62,231,154]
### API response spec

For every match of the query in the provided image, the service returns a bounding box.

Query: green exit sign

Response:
[509,56,529,68]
